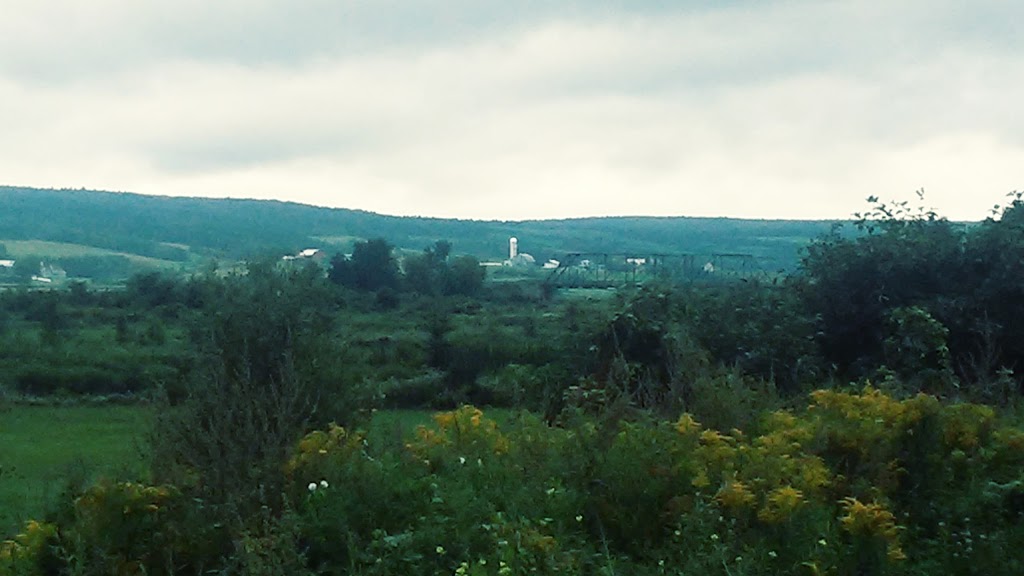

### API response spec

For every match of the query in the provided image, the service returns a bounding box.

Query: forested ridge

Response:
[0,186,834,272]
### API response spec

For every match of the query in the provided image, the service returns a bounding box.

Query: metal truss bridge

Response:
[543,252,763,289]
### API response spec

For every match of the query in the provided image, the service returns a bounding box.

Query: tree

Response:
[12,257,40,281]
[402,240,484,297]
[687,281,822,394]
[956,192,1024,390]
[125,271,181,308]
[67,280,92,307]
[403,240,452,295]
[881,306,956,394]
[328,238,399,292]
[799,194,966,379]
[589,287,710,414]
[428,239,451,263]
[327,252,353,286]
[798,191,1024,399]
[150,258,341,529]
[402,252,437,295]
[443,255,486,296]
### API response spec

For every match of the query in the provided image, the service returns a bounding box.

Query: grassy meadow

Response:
[0,404,151,535]
[0,240,183,269]
[0,404,502,537]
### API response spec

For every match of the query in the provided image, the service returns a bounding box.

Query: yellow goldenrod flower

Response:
[675,413,701,435]
[758,486,805,524]
[716,479,756,510]
[839,497,906,562]
[434,412,456,430]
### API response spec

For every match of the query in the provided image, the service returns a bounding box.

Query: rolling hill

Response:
[1,185,840,282]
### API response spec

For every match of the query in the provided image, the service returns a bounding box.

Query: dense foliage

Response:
[5,393,1024,575]
[800,192,1024,399]
[3,193,1024,574]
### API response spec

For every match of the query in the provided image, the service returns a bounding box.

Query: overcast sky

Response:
[2,1,1021,221]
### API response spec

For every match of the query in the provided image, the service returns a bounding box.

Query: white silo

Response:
[509,237,518,260]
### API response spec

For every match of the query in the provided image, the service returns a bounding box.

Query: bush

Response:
[11,387,1024,574]
[148,261,336,529]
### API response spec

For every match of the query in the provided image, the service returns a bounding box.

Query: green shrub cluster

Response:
[7,389,1024,575]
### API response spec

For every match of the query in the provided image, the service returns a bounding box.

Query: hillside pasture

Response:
[0,240,184,269]
[0,404,151,536]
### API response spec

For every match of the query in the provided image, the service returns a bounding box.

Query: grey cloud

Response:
[2,1,1023,221]
[1,0,706,84]
[16,0,1022,86]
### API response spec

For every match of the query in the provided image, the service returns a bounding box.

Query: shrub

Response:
[15,389,1024,575]
[56,481,210,575]
[0,521,58,575]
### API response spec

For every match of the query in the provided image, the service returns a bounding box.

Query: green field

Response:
[0,404,151,536]
[0,404,515,537]
[1,239,183,269]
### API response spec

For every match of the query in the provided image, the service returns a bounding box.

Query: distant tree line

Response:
[328,238,485,299]
[1,186,833,269]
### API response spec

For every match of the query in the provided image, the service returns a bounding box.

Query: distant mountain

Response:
[0,186,839,280]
